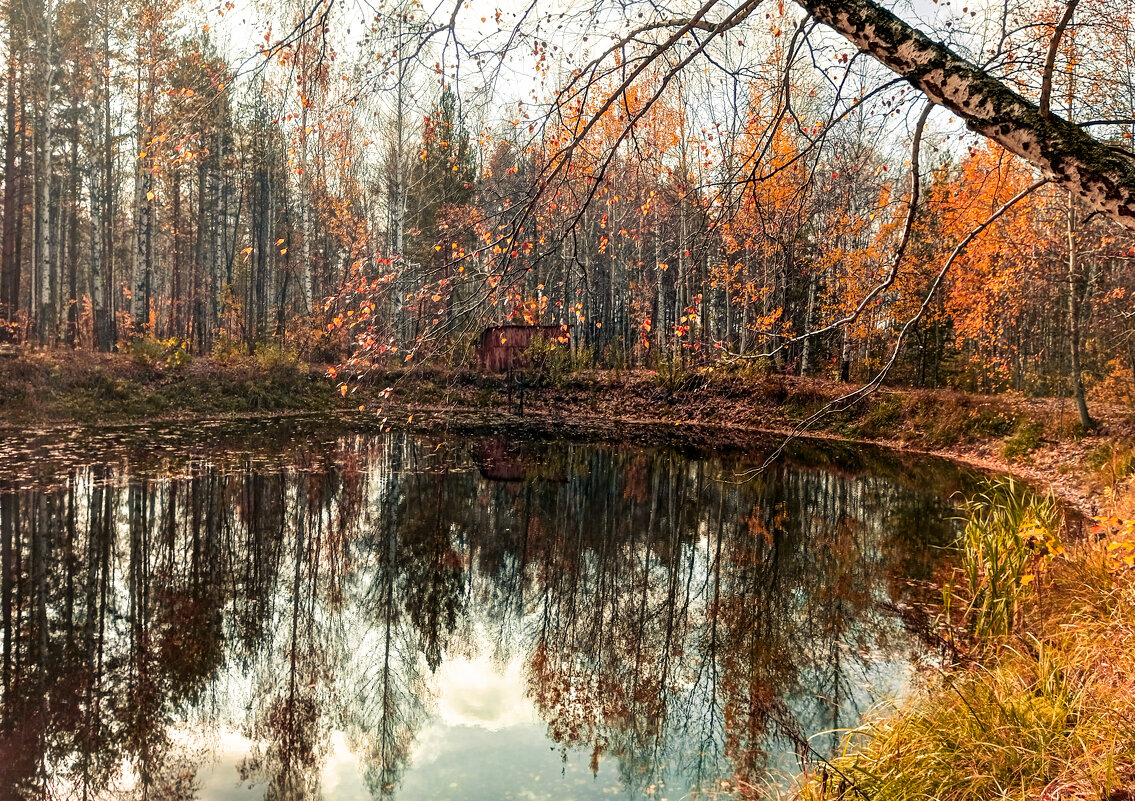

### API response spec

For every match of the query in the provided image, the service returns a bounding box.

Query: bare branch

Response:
[1039,0,1079,120]
[795,0,1135,227]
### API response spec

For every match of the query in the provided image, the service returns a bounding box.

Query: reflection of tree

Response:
[522,450,963,795]
[0,431,968,799]
[348,442,431,797]
[240,472,333,801]
[399,466,467,672]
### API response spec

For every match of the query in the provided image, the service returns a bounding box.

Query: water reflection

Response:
[0,431,971,799]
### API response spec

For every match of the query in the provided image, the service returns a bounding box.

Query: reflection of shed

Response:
[473,437,568,483]
[476,324,569,373]
[474,438,525,482]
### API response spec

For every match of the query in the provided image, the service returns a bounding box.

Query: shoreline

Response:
[1,348,1126,514]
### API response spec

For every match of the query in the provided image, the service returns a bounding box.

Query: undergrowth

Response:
[1001,419,1045,463]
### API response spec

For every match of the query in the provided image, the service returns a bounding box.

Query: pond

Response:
[0,420,976,800]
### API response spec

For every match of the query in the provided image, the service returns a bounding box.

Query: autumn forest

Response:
[0,0,1132,424]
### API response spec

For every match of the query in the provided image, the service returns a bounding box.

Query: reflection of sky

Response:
[194,653,634,801]
[195,731,266,801]
[188,628,918,801]
[401,723,626,801]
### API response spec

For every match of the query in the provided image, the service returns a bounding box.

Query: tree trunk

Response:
[839,326,851,382]
[66,114,78,346]
[800,269,817,375]
[1066,194,1093,430]
[171,169,182,339]
[34,97,53,344]
[31,0,56,345]
[1,55,20,322]
[97,4,115,351]
[90,167,105,349]
[131,53,153,333]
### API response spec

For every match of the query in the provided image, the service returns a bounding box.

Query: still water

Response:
[0,422,974,800]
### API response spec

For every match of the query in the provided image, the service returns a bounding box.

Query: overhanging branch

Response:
[794,0,1135,228]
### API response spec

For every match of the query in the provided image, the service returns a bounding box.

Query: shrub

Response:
[127,336,192,371]
[714,356,772,379]
[523,335,572,387]
[211,333,249,363]
[573,344,596,371]
[254,342,303,374]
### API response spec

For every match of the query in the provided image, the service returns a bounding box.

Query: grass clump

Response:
[851,395,905,438]
[957,477,1063,637]
[914,399,1014,448]
[800,629,1135,801]
[799,553,1135,801]
[1000,418,1045,463]
[653,352,704,394]
[472,386,500,408]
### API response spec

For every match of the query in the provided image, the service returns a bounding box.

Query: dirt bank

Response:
[1,348,1130,513]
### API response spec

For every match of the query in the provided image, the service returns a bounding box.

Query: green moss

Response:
[473,386,500,408]
[1085,440,1135,487]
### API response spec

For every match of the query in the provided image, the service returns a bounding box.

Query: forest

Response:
[0,0,1133,426]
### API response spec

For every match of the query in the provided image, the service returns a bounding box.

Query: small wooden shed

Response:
[476,324,569,373]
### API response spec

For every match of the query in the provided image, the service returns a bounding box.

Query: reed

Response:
[957,476,1062,637]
